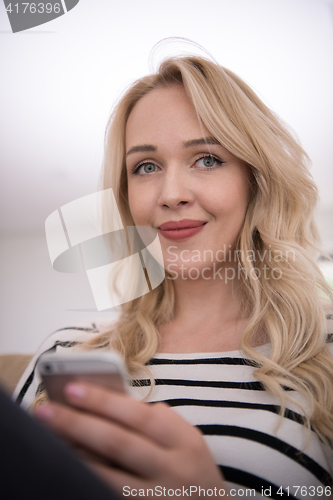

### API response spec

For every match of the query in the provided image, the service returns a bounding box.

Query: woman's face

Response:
[125,84,251,278]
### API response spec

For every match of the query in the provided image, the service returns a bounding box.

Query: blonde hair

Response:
[37,56,333,446]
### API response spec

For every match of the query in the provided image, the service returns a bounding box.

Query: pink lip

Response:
[158,219,207,242]
[159,219,207,230]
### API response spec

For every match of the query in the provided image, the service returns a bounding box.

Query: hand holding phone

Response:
[37,351,129,405]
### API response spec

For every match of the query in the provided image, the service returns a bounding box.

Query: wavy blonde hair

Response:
[37,56,333,446]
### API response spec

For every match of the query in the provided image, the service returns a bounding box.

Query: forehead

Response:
[125,84,207,147]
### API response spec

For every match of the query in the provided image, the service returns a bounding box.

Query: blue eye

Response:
[133,162,158,175]
[195,155,223,169]
[143,163,156,173]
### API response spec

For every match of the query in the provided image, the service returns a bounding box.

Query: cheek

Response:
[128,186,151,226]
[209,183,249,218]
[225,170,250,214]
[128,199,142,225]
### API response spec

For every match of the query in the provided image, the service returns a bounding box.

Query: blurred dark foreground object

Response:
[0,386,121,500]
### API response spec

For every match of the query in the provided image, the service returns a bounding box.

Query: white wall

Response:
[0,233,120,353]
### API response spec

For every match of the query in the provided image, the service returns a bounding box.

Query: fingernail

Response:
[65,383,86,399]
[34,404,55,421]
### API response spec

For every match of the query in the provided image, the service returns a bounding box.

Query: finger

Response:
[63,381,196,447]
[34,402,168,478]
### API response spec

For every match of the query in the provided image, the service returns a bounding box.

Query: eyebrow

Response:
[183,137,221,148]
[126,144,157,156]
[126,137,221,156]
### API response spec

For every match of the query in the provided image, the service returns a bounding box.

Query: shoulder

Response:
[13,320,116,410]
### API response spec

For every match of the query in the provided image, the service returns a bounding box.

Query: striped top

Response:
[14,322,333,500]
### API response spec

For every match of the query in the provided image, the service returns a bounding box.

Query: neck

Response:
[158,272,249,353]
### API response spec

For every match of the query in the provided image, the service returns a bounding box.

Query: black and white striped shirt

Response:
[14,323,333,499]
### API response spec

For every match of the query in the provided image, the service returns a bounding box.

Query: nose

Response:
[158,163,195,210]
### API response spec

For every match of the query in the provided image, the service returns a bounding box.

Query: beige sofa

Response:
[0,354,32,395]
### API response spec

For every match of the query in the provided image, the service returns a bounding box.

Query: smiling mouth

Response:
[158,220,207,241]
[158,219,207,231]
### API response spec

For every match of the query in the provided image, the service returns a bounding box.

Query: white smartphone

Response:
[37,351,130,405]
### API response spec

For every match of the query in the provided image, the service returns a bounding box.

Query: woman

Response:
[15,55,333,499]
